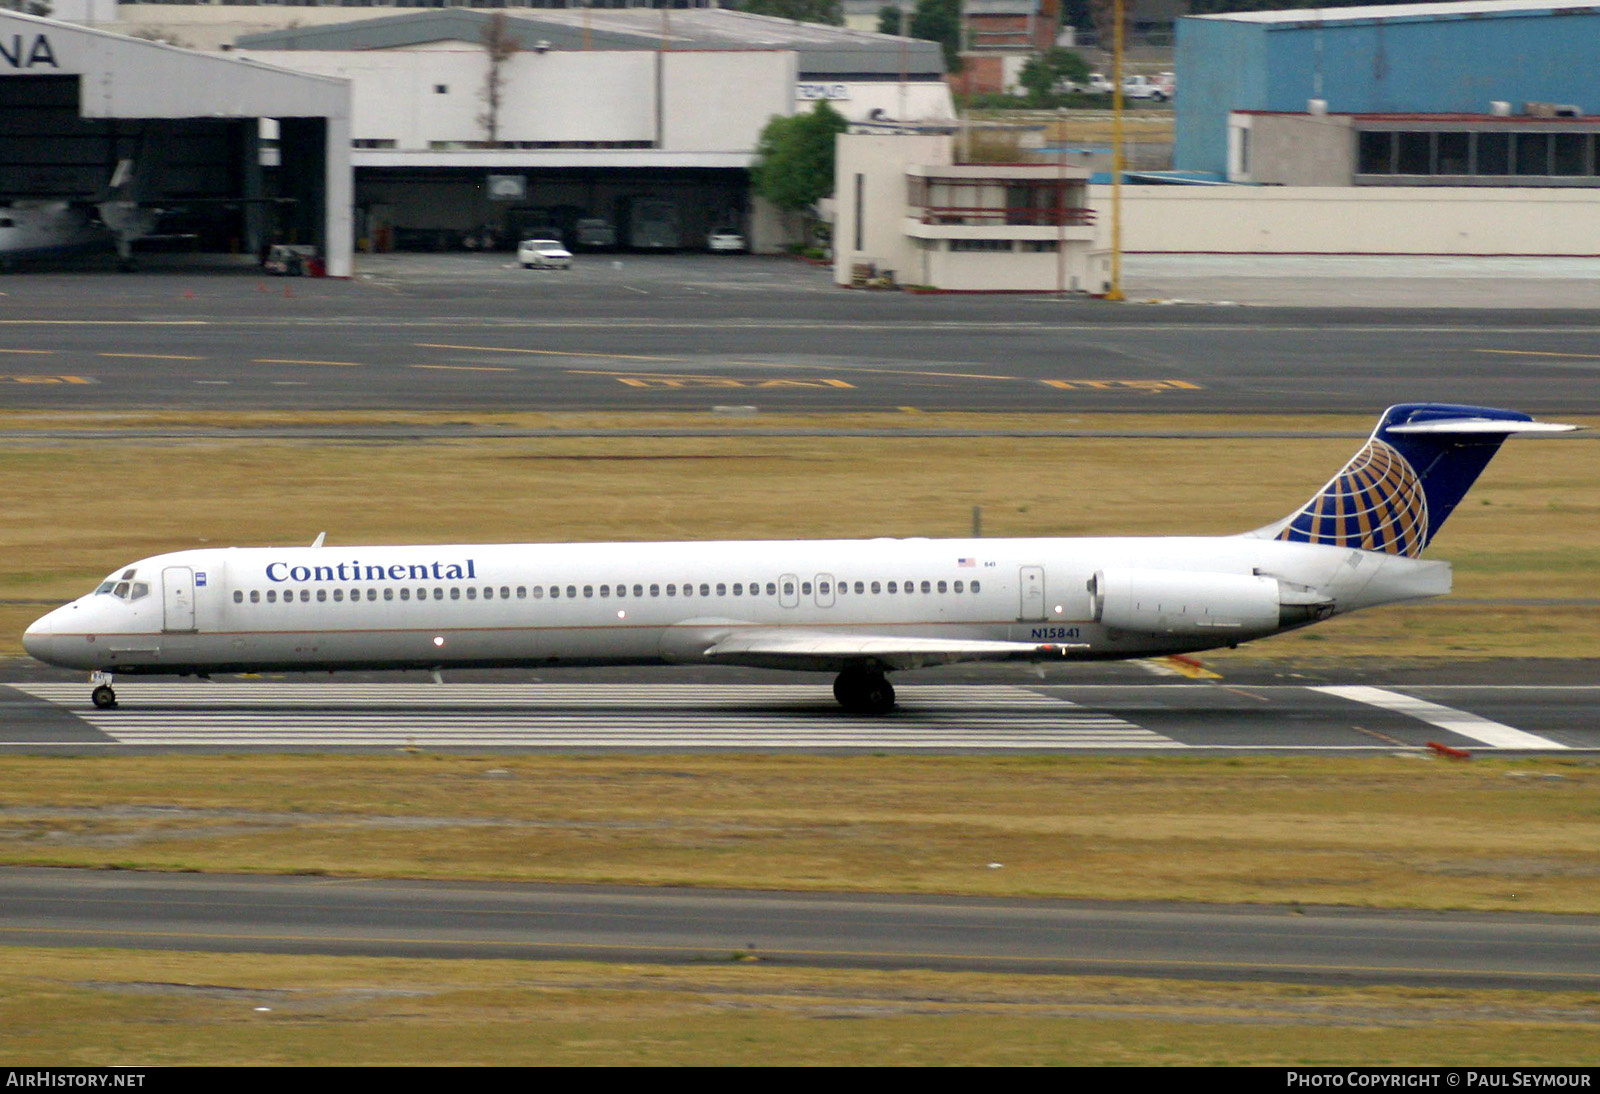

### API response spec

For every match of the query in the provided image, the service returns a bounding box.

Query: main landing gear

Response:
[90,672,117,710]
[832,666,895,715]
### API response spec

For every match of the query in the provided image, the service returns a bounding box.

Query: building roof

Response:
[1237,110,1600,122]
[1189,0,1596,26]
[1,8,347,119]
[235,8,946,79]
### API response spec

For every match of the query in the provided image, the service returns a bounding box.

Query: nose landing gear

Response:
[90,672,117,710]
[832,666,895,715]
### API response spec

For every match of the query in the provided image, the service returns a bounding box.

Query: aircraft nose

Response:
[23,611,59,664]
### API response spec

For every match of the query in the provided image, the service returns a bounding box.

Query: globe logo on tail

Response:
[1276,438,1429,558]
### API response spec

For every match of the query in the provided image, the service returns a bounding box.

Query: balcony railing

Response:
[913,206,1097,226]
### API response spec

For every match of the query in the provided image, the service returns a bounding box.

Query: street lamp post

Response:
[1105,0,1126,301]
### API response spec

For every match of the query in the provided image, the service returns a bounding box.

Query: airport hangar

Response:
[1175,0,1600,182]
[0,8,353,274]
[229,8,952,254]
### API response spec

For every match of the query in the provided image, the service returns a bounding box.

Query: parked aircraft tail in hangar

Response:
[22,405,1576,714]
[1,130,291,270]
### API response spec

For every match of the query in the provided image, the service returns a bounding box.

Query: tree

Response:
[737,0,844,25]
[750,101,851,216]
[478,13,520,146]
[1017,48,1092,104]
[907,0,962,74]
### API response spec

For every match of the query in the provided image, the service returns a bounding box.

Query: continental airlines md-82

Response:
[23,404,1574,713]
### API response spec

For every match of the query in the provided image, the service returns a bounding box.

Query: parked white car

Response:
[517,238,572,269]
[1123,74,1171,102]
[707,228,746,253]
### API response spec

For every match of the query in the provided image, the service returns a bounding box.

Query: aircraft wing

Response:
[692,627,1087,672]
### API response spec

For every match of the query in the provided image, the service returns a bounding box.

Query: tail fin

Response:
[1255,403,1575,557]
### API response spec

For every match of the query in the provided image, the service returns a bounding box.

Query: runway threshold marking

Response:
[1312,685,1568,750]
[414,342,682,363]
[13,683,1177,750]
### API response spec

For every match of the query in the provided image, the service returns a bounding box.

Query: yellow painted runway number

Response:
[1041,379,1202,392]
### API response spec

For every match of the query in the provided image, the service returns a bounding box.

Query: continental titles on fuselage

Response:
[266,560,479,584]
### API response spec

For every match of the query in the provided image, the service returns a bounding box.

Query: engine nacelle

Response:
[1090,568,1287,637]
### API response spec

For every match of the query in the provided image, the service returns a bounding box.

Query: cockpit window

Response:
[113,582,130,598]
[130,582,150,601]
[95,582,115,595]
[121,569,137,580]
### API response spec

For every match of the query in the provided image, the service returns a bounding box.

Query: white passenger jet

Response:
[23,404,1574,713]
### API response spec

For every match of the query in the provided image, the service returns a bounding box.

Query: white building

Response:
[204,7,951,252]
[835,132,1108,292]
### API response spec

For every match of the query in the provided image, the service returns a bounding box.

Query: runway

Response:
[3,866,1597,988]
[3,679,1592,753]
[3,256,1600,414]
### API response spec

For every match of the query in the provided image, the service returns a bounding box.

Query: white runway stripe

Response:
[14,683,1177,750]
[1312,685,1568,750]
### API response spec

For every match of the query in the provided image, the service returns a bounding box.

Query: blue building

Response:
[1175,1,1600,177]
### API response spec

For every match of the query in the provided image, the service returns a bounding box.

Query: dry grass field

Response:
[2,753,1599,912]
[3,947,1597,1066]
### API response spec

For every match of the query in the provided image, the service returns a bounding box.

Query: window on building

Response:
[1477,132,1511,175]
[1357,131,1393,174]
[1554,133,1589,175]
[1437,132,1470,174]
[1396,131,1431,175]
[1515,133,1551,176]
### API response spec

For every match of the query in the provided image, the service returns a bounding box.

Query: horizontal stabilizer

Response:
[1386,418,1576,436]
